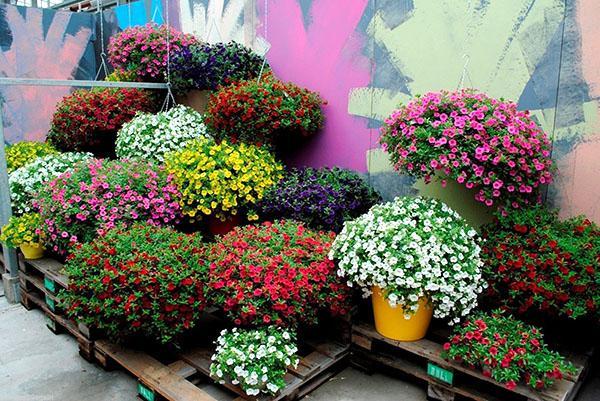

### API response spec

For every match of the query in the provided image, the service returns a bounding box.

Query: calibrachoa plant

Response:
[9,152,93,215]
[204,74,326,146]
[60,224,207,344]
[330,196,485,324]
[482,206,600,320]
[165,138,283,221]
[115,105,208,163]
[210,327,299,396]
[205,220,350,327]
[171,41,267,93]
[442,310,575,390]
[34,159,182,255]
[108,23,199,81]
[47,88,156,156]
[0,213,44,248]
[256,167,381,232]
[6,141,57,173]
[380,90,554,210]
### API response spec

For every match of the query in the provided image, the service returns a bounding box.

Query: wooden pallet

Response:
[351,322,593,401]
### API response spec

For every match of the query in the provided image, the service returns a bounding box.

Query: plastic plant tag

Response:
[427,362,454,385]
[137,382,155,401]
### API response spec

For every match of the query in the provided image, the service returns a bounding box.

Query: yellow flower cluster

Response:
[0,213,44,248]
[165,138,283,221]
[105,69,138,82]
[6,141,57,172]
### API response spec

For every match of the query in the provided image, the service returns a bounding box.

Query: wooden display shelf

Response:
[351,322,593,401]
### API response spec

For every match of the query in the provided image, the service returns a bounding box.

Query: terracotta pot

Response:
[371,286,433,341]
[207,214,240,236]
[175,89,212,114]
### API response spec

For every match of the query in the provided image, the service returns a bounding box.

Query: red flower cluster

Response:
[482,206,600,321]
[47,88,157,157]
[205,220,349,327]
[60,224,207,344]
[442,311,575,390]
[204,73,326,146]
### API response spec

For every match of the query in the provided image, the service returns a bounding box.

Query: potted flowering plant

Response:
[0,213,45,259]
[482,206,600,322]
[47,88,157,157]
[34,159,182,255]
[442,310,575,391]
[164,138,283,234]
[256,167,381,232]
[5,141,57,173]
[9,152,93,216]
[108,23,199,82]
[60,224,207,344]
[115,105,209,163]
[210,327,299,396]
[380,90,554,220]
[204,73,325,147]
[330,196,485,341]
[171,41,267,112]
[205,220,350,327]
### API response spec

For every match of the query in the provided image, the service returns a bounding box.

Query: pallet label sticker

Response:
[44,277,56,293]
[427,362,454,385]
[137,382,155,401]
[45,294,55,312]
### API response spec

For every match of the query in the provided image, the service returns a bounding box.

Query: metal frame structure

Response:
[0,78,168,303]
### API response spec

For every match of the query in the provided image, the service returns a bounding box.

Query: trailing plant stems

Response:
[0,77,168,303]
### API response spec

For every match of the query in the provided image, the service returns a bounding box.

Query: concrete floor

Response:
[0,296,598,401]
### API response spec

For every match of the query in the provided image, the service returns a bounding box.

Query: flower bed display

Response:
[204,74,325,146]
[210,327,299,396]
[108,23,199,82]
[256,167,381,232]
[482,206,600,321]
[380,90,554,210]
[171,41,267,93]
[60,224,207,344]
[34,159,181,255]
[205,220,350,327]
[47,88,157,157]
[5,141,57,173]
[165,138,283,222]
[115,105,208,163]
[330,196,485,324]
[9,152,93,216]
[442,310,575,390]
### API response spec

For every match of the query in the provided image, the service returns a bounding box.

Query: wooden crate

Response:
[351,322,593,401]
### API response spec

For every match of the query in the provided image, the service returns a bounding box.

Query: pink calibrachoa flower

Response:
[108,23,199,82]
[33,159,182,255]
[380,89,555,210]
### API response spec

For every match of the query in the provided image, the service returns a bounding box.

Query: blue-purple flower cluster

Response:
[255,167,381,232]
[171,42,267,93]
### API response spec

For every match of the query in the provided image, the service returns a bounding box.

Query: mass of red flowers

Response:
[60,224,207,344]
[482,206,600,321]
[204,73,326,146]
[205,220,349,327]
[47,88,157,157]
[442,310,575,390]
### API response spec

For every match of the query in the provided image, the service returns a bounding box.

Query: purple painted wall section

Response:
[0,5,96,144]
[257,0,372,172]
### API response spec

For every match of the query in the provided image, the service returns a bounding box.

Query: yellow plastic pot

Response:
[371,286,433,341]
[20,243,44,260]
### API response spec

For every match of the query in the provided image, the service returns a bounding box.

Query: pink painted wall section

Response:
[0,5,94,143]
[257,0,372,172]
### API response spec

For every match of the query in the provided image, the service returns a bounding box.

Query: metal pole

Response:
[0,110,20,304]
[0,78,168,89]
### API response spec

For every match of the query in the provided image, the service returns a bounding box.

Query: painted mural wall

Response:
[176,0,600,222]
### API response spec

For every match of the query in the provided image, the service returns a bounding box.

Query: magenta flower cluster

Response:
[380,90,554,210]
[33,159,182,255]
[108,23,199,81]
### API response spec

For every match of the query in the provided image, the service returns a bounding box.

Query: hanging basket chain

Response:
[94,0,110,81]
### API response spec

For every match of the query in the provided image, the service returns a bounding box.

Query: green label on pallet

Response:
[427,362,453,385]
[45,295,55,312]
[44,277,56,293]
[137,382,155,401]
[45,316,57,332]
